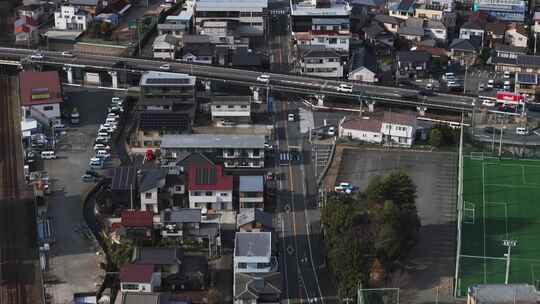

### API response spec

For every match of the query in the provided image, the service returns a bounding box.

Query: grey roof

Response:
[161,134,265,149]
[299,45,340,59]
[132,247,183,266]
[234,272,282,300]
[426,20,445,29]
[198,222,219,237]
[138,169,166,193]
[161,208,201,223]
[468,284,540,304]
[165,174,185,187]
[237,208,273,229]
[69,0,99,5]
[461,20,483,31]
[111,167,137,191]
[374,14,402,25]
[234,232,272,258]
[398,22,424,37]
[211,95,252,105]
[312,18,349,25]
[195,0,268,11]
[363,23,385,37]
[182,34,212,44]
[140,71,196,87]
[396,51,431,63]
[494,43,528,54]
[121,292,170,304]
[351,0,385,7]
[239,176,264,192]
[449,38,476,52]
[517,55,540,68]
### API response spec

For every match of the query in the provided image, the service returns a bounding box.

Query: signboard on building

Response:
[496,91,524,104]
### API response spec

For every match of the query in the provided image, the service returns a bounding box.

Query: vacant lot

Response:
[335,148,458,303]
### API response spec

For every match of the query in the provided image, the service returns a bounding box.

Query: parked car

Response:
[487,79,494,89]
[504,71,512,79]
[327,126,336,136]
[516,127,529,135]
[334,182,354,194]
[94,143,111,151]
[41,151,57,159]
[144,149,154,161]
[482,99,496,107]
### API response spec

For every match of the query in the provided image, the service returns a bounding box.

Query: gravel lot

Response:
[336,148,458,303]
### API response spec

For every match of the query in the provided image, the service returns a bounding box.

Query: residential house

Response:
[14,16,39,45]
[121,211,154,241]
[467,284,539,304]
[492,43,527,71]
[485,21,506,47]
[54,5,92,31]
[160,134,266,169]
[449,38,478,66]
[395,51,432,79]
[210,96,252,124]
[397,18,424,42]
[153,34,182,60]
[139,169,167,214]
[348,47,378,83]
[69,0,104,16]
[237,208,273,232]
[239,176,264,209]
[425,20,447,41]
[94,13,119,26]
[389,0,416,20]
[474,0,526,22]
[234,232,276,274]
[132,247,183,279]
[298,45,344,78]
[231,49,264,69]
[514,73,540,96]
[414,3,446,21]
[18,4,44,21]
[234,272,282,304]
[138,71,196,121]
[19,71,63,121]
[339,116,383,143]
[363,22,386,43]
[459,20,484,47]
[180,35,215,64]
[381,111,417,147]
[350,0,386,13]
[160,208,201,240]
[374,14,402,33]
[290,0,351,42]
[194,0,268,39]
[136,111,191,148]
[494,54,540,75]
[158,1,194,37]
[164,173,186,207]
[119,264,160,293]
[307,17,351,54]
[505,24,528,48]
[110,166,138,208]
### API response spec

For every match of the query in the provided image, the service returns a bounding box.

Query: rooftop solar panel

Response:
[517,73,537,85]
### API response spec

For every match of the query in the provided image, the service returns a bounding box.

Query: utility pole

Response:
[499,118,505,158]
[463,64,468,94]
[503,240,517,284]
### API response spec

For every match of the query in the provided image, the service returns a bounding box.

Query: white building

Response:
[138,169,167,214]
[152,34,181,60]
[54,5,92,31]
[186,159,233,210]
[239,176,264,209]
[339,116,383,143]
[119,264,160,293]
[210,96,252,124]
[505,25,528,48]
[234,232,275,274]
[298,45,344,78]
[194,0,268,37]
[381,111,417,147]
[158,0,194,37]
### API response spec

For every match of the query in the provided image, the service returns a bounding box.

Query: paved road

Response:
[0,47,475,112]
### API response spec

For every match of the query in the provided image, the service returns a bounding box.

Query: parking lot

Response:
[42,87,118,303]
[335,148,457,303]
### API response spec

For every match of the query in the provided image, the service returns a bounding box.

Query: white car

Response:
[487,79,494,88]
[334,182,353,193]
[94,144,111,151]
[107,112,119,119]
[327,126,336,136]
[30,53,44,60]
[111,97,123,105]
[482,99,496,107]
[159,64,171,70]
[337,83,353,93]
[61,51,74,57]
[257,74,270,83]
[288,113,295,121]
[504,71,511,79]
[516,127,529,135]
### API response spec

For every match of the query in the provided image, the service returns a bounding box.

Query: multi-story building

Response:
[239,176,264,209]
[389,0,416,20]
[298,45,344,78]
[160,134,266,168]
[234,232,275,273]
[54,5,92,31]
[381,111,417,147]
[135,111,191,148]
[19,71,63,121]
[186,156,233,210]
[138,71,197,120]
[119,264,160,293]
[158,0,194,37]
[152,34,181,60]
[210,96,252,124]
[194,0,268,38]
[505,24,528,48]
[473,0,526,22]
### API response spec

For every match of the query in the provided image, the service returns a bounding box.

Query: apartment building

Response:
[54,5,92,31]
[473,0,526,22]
[234,232,275,274]
[298,45,344,78]
[239,176,264,209]
[160,134,266,169]
[158,0,194,37]
[210,96,252,124]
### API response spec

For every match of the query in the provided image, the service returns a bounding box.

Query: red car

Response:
[144,149,154,161]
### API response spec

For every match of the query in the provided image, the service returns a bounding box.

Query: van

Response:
[41,151,56,159]
[337,83,353,93]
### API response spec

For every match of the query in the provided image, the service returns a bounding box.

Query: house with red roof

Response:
[119,263,160,293]
[180,153,233,211]
[121,210,154,241]
[19,71,63,120]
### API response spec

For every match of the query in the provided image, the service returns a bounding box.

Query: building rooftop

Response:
[291,0,351,16]
[382,111,417,126]
[121,211,153,228]
[161,208,201,223]
[237,208,273,229]
[132,247,183,266]
[139,111,191,131]
[239,176,264,192]
[161,134,265,149]
[516,73,538,85]
[120,292,170,304]
[234,232,272,258]
[110,166,137,191]
[299,45,341,58]
[119,264,154,283]
[211,95,252,105]
[19,71,63,106]
[196,0,268,11]
[69,0,99,5]
[468,284,540,304]
[341,116,382,132]
[235,272,282,300]
[138,169,167,193]
[140,71,196,87]
[396,50,431,63]
[188,164,233,191]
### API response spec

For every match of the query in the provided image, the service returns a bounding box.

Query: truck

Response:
[71,107,80,125]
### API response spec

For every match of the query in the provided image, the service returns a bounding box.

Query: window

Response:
[193,191,201,196]
[145,192,152,199]
[220,192,228,196]
[43,105,54,111]
[122,284,140,290]
[227,105,234,109]
[205,191,213,196]
[317,37,324,43]
[340,39,347,44]
[215,105,221,109]
[240,105,247,109]
[175,186,182,191]
[328,38,337,44]
[237,263,247,268]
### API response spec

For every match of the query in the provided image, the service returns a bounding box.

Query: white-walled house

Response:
[505,24,528,48]
[19,71,63,122]
[54,5,92,31]
[381,111,417,147]
[298,45,344,78]
[153,34,181,60]
[186,155,233,211]
[339,116,382,143]
[234,232,275,274]
[138,169,167,214]
[119,264,160,293]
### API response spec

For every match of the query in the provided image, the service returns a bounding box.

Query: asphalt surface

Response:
[0,47,476,112]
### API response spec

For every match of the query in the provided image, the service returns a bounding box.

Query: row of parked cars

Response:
[86,97,123,173]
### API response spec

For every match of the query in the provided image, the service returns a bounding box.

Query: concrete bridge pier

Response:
[417,106,427,116]
[63,66,73,84]
[108,71,118,88]
[251,87,260,103]
[367,101,376,112]
[316,94,325,107]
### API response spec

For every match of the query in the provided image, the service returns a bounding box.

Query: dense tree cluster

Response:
[321,171,420,299]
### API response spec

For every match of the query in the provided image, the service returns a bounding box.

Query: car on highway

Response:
[337,83,353,93]
[257,74,270,83]
[159,64,170,70]
[516,127,529,135]
[61,51,74,57]
[30,52,44,60]
[482,99,496,107]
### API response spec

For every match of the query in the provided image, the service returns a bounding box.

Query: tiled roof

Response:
[119,264,154,283]
[237,209,273,229]
[341,117,382,132]
[19,71,63,106]
[188,163,233,191]
[382,111,417,125]
[121,211,153,227]
[396,51,431,63]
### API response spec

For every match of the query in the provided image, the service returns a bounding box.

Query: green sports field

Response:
[456,156,540,296]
